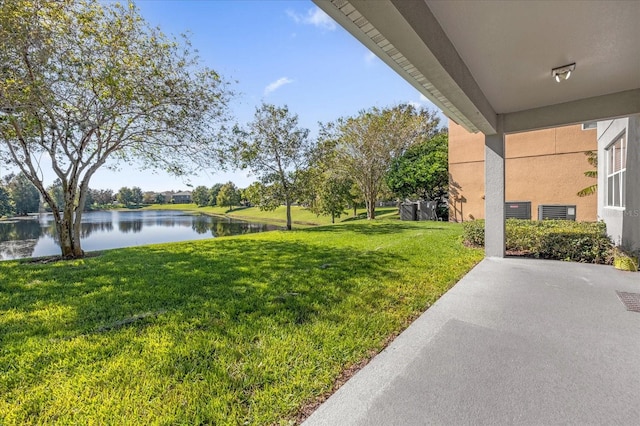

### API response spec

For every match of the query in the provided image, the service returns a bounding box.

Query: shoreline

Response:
[0,214,40,222]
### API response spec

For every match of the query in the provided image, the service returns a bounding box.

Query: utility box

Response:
[400,202,417,221]
[505,201,531,220]
[538,204,577,221]
[418,200,438,221]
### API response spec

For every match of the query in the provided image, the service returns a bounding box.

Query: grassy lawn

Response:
[0,220,482,424]
[145,203,398,227]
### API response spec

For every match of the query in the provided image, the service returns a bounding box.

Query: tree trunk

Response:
[56,217,82,258]
[286,200,292,230]
[57,196,84,259]
[366,198,376,220]
[331,212,335,224]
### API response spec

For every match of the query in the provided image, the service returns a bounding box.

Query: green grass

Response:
[0,220,482,425]
[144,203,398,227]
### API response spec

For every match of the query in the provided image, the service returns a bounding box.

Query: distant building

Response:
[171,191,192,204]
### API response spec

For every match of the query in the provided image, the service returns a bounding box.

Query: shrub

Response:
[462,219,485,247]
[462,219,613,264]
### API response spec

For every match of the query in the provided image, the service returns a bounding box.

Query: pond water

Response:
[0,210,282,261]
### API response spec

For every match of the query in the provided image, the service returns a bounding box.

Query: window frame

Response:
[606,132,627,208]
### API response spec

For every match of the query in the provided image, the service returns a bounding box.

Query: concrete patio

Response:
[304,258,640,425]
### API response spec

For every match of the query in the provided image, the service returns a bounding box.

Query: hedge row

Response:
[462,219,613,264]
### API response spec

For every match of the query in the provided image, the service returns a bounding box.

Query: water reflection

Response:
[192,217,210,235]
[0,210,282,261]
[119,219,143,234]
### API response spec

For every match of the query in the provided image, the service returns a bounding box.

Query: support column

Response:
[484,118,505,258]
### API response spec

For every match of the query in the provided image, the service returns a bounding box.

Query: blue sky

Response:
[88,0,444,191]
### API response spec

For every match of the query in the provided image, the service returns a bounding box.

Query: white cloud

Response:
[419,94,429,103]
[364,51,377,64]
[286,7,336,31]
[264,77,293,96]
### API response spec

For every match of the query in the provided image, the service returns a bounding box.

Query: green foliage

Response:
[242,182,267,207]
[46,179,65,211]
[612,247,639,271]
[0,220,482,424]
[191,185,210,207]
[131,187,143,206]
[208,183,223,206]
[83,187,95,210]
[0,186,11,216]
[216,181,241,211]
[117,187,134,207]
[154,193,166,204]
[7,173,39,215]
[463,219,613,263]
[577,150,598,197]
[93,189,115,206]
[313,175,352,223]
[322,104,441,220]
[386,132,448,202]
[461,220,485,247]
[230,103,311,230]
[299,140,354,222]
[116,186,142,207]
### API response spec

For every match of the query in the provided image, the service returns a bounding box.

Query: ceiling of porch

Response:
[313,0,640,135]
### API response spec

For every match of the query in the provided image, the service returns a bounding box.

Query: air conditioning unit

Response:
[418,200,437,221]
[400,202,417,221]
[505,201,531,219]
[538,204,576,221]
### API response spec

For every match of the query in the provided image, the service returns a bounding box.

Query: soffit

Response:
[314,0,640,134]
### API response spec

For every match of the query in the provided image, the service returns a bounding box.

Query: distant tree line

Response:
[0,173,118,217]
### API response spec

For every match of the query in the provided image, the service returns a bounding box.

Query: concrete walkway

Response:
[304,258,640,425]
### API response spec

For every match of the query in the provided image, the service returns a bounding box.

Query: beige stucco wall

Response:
[449,121,597,222]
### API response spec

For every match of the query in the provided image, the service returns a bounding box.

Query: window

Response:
[582,121,597,130]
[606,133,626,207]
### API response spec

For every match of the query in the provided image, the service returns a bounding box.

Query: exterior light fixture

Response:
[552,63,576,82]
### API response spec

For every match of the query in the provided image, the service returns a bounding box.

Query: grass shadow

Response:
[1,236,402,356]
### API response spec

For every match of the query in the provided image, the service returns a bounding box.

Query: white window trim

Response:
[605,132,626,208]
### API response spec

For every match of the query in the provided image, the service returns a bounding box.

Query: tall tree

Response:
[191,185,210,207]
[8,173,40,215]
[208,183,223,206]
[154,193,166,204]
[314,175,352,223]
[386,132,449,201]
[117,187,133,207]
[216,181,240,211]
[242,182,266,207]
[321,105,440,219]
[231,104,311,230]
[301,140,353,223]
[131,186,143,207]
[0,0,233,258]
[93,189,114,206]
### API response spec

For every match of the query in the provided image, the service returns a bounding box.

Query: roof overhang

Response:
[314,0,640,135]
